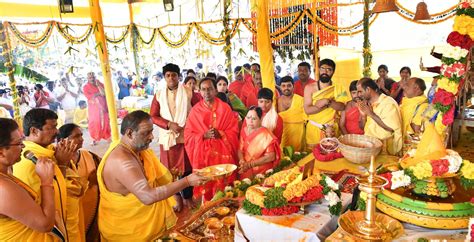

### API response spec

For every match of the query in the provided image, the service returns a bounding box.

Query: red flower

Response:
[461,1,470,9]
[447,31,474,50]
[261,205,299,216]
[430,159,450,176]
[379,173,392,189]
[433,89,455,106]
[442,105,455,126]
[289,185,324,203]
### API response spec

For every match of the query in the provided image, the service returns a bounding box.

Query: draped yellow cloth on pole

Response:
[89,0,119,141]
[256,0,276,94]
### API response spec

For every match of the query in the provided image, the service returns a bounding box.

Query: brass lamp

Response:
[372,0,399,13]
[414,1,430,20]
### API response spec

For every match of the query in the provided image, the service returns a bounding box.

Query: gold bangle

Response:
[184,177,190,187]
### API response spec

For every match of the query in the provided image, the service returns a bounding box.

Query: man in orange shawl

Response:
[83,72,111,145]
[229,66,258,108]
[184,78,239,201]
[97,111,208,241]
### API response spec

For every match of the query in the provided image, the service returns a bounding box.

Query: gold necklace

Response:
[119,142,145,174]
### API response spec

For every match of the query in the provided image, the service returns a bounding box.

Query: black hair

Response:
[183,76,197,85]
[243,63,251,70]
[234,66,242,73]
[186,69,196,75]
[320,59,336,71]
[0,118,19,147]
[34,84,44,90]
[248,106,263,119]
[216,92,233,110]
[251,63,260,70]
[206,72,217,79]
[359,78,380,93]
[120,110,151,135]
[78,100,87,107]
[216,76,229,85]
[199,77,217,90]
[412,77,427,92]
[162,63,180,76]
[400,66,412,75]
[280,76,294,85]
[298,62,311,70]
[378,64,388,72]
[23,108,58,136]
[57,123,80,140]
[349,80,358,92]
[257,87,273,100]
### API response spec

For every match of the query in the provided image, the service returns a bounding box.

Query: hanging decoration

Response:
[0,22,20,120]
[431,1,474,136]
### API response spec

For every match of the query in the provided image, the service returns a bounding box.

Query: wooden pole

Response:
[128,3,141,82]
[312,8,320,80]
[89,0,119,141]
[0,22,20,122]
[362,0,372,78]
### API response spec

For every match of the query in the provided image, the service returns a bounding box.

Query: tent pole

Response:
[0,22,20,123]
[89,0,119,141]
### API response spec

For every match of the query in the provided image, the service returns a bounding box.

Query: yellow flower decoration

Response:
[411,161,432,180]
[437,77,459,95]
[453,15,474,39]
[461,160,474,179]
[435,115,447,137]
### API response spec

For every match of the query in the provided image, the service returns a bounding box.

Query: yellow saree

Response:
[65,161,88,242]
[97,142,177,241]
[306,85,348,149]
[12,141,68,241]
[400,95,428,136]
[0,173,59,241]
[279,94,306,151]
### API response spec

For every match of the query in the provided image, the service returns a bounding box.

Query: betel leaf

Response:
[263,187,287,209]
[243,199,262,215]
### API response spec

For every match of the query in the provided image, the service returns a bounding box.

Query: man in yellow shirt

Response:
[97,110,209,241]
[13,108,77,241]
[356,78,403,156]
[400,77,428,137]
[304,59,348,150]
[277,76,306,151]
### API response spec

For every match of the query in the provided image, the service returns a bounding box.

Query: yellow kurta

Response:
[279,94,306,151]
[97,142,177,241]
[306,85,349,149]
[364,94,403,156]
[12,141,68,241]
[73,108,88,128]
[0,174,59,241]
[400,95,428,136]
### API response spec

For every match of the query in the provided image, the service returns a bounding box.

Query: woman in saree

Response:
[216,76,248,119]
[0,118,57,241]
[238,106,281,179]
[58,123,101,242]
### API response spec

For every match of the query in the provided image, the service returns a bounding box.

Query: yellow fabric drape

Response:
[279,94,306,151]
[12,141,68,241]
[65,161,88,242]
[306,85,348,148]
[364,94,403,156]
[400,95,428,137]
[89,0,119,141]
[97,142,177,241]
[0,175,59,241]
[256,0,276,94]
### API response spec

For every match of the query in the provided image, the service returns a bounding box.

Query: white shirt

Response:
[56,84,78,110]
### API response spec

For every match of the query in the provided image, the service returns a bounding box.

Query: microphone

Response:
[24,150,38,164]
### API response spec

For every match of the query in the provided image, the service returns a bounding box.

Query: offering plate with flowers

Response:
[242,166,343,216]
[374,123,474,229]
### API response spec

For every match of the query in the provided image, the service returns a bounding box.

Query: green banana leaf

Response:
[0,62,49,83]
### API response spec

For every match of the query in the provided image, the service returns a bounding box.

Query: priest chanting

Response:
[184,78,239,201]
[97,111,209,241]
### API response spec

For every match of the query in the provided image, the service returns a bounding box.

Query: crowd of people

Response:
[0,57,439,241]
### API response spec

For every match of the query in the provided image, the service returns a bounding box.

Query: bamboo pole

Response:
[129,3,141,82]
[312,8,320,81]
[362,0,372,78]
[223,0,233,81]
[0,22,20,123]
[89,0,119,141]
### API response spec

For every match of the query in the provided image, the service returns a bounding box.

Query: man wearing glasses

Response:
[304,59,349,151]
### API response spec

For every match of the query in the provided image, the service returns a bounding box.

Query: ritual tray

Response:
[176,198,240,241]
